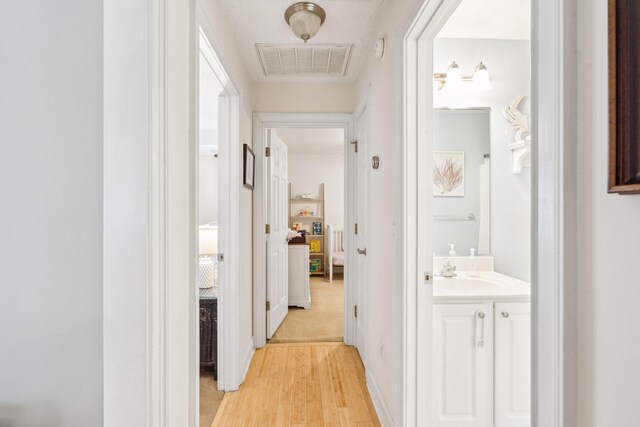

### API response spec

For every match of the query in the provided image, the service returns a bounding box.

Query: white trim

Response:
[396,0,576,426]
[531,0,577,425]
[353,87,371,369]
[252,113,355,348]
[366,371,393,427]
[240,337,256,382]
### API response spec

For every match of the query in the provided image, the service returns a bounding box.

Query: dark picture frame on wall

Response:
[609,0,640,194]
[243,143,255,190]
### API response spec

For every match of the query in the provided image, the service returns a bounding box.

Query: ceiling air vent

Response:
[256,44,352,76]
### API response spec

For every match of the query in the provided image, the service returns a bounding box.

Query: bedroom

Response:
[268,126,347,343]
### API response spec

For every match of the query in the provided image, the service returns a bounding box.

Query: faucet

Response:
[438,257,457,278]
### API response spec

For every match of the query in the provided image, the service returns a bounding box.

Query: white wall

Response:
[576,0,640,424]
[0,1,103,425]
[355,1,413,423]
[433,38,532,281]
[252,82,357,113]
[199,155,219,225]
[289,154,345,231]
[200,0,256,379]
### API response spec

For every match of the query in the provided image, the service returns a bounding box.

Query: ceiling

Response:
[215,0,386,83]
[275,128,345,154]
[438,0,531,40]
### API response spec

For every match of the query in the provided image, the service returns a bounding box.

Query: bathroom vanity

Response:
[432,269,531,427]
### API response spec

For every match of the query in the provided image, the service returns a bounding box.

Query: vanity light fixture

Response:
[284,2,326,43]
[434,61,493,91]
[472,62,493,91]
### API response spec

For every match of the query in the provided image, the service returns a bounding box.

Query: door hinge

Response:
[265,224,271,234]
[354,305,358,318]
[354,223,358,235]
[350,140,358,153]
[265,146,271,157]
[266,301,271,311]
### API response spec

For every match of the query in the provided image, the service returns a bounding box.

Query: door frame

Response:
[197,5,243,393]
[396,0,577,426]
[103,0,244,424]
[353,88,371,367]
[252,113,356,348]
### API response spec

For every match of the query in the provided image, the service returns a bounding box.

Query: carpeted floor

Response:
[269,276,344,343]
[200,372,224,427]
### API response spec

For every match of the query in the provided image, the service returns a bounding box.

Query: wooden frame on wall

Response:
[609,0,640,194]
[243,143,255,190]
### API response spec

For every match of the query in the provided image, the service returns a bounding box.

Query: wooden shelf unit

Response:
[289,183,325,277]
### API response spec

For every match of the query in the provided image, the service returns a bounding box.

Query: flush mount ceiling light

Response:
[434,61,493,92]
[284,2,326,43]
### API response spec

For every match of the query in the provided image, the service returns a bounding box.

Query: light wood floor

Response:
[270,277,344,343]
[211,342,380,427]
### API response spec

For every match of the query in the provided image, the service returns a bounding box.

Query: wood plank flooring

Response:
[211,342,380,427]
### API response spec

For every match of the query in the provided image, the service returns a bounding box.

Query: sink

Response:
[434,276,502,293]
[432,271,530,299]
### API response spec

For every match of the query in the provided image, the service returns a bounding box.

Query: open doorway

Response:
[429,9,532,426]
[197,28,225,425]
[252,113,366,358]
[267,127,347,343]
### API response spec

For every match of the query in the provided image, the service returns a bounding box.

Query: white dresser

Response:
[288,244,311,309]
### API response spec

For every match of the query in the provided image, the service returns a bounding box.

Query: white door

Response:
[494,302,531,427]
[266,130,289,339]
[432,304,490,427]
[354,106,369,360]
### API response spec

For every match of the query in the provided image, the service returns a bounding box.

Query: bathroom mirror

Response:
[433,108,491,256]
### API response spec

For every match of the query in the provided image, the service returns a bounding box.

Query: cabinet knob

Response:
[477,311,485,319]
[501,312,510,318]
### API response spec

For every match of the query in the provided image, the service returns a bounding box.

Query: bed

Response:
[326,225,344,283]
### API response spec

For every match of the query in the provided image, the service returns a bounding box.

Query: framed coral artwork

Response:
[433,151,465,197]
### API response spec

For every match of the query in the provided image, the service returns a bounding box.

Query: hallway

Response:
[211,342,380,426]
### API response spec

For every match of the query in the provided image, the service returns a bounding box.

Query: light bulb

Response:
[443,61,463,91]
[472,62,493,91]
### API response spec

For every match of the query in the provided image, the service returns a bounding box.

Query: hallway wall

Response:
[576,0,640,424]
[354,0,414,424]
[252,82,357,113]
[0,1,104,425]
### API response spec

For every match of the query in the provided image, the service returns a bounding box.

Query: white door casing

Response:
[354,100,370,361]
[398,0,577,425]
[266,130,289,339]
[252,113,355,349]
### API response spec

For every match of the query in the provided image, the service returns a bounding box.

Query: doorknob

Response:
[357,248,367,255]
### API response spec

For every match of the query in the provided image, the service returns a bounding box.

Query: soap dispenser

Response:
[448,243,457,256]
[469,248,479,277]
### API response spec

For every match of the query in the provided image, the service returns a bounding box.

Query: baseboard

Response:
[366,371,394,427]
[240,337,255,384]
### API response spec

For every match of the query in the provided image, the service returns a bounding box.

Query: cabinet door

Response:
[433,304,491,427]
[494,302,531,427]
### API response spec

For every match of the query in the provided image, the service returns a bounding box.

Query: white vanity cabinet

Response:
[433,303,492,427]
[494,303,531,427]
[433,301,530,427]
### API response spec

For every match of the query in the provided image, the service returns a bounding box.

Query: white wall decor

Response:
[503,95,531,174]
[433,151,465,197]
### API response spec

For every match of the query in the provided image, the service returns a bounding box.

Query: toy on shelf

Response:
[310,240,321,253]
